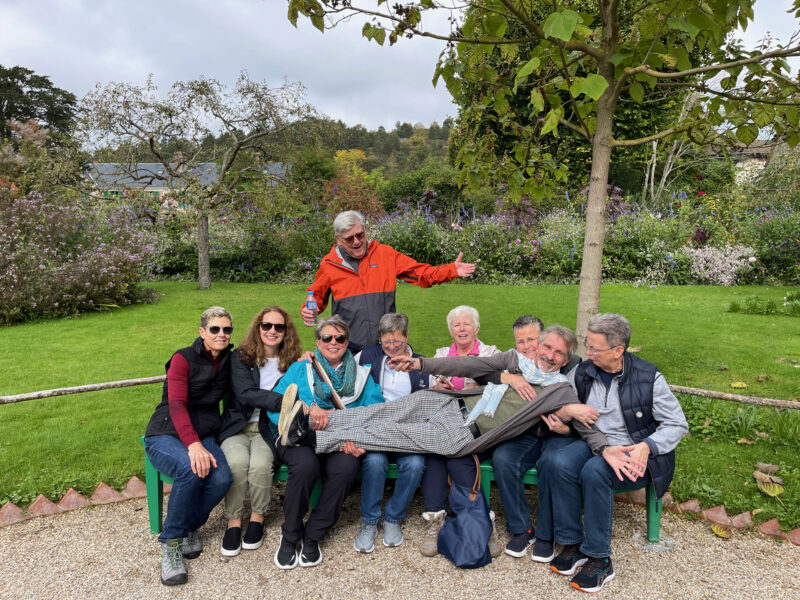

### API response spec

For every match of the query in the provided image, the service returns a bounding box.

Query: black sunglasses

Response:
[319,334,347,344]
[206,326,234,335]
[260,321,287,333]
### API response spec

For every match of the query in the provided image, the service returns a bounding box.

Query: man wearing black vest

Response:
[534,313,688,593]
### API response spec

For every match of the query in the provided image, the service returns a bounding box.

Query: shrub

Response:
[0,193,155,324]
[681,244,755,285]
[370,209,448,267]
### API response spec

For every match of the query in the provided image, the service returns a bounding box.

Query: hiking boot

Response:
[488,510,501,558]
[570,557,615,593]
[277,383,298,437]
[220,527,241,557]
[550,543,588,576]
[281,402,308,447]
[420,510,446,557]
[531,538,555,563]
[505,528,535,558]
[273,535,298,570]
[160,539,188,586]
[180,530,202,559]
[354,522,378,553]
[299,535,323,567]
[242,521,264,550]
[383,521,403,548]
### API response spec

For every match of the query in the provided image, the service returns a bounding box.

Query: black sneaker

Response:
[274,535,298,570]
[550,544,588,576]
[299,535,323,567]
[504,528,535,558]
[242,521,264,550]
[220,526,241,557]
[570,557,615,593]
[281,402,308,447]
[531,538,555,563]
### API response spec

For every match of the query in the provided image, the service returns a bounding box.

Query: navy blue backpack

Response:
[437,455,493,569]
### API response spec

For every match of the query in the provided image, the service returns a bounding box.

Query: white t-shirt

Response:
[251,357,281,422]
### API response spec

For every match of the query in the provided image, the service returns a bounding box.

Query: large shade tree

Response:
[0,65,77,142]
[287,0,800,345]
[81,72,315,289]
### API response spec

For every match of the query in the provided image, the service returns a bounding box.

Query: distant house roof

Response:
[86,162,219,189]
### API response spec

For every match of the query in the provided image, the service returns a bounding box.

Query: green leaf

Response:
[530,89,545,113]
[484,13,508,38]
[629,82,644,103]
[671,46,692,71]
[513,57,541,93]
[735,124,758,146]
[785,131,800,148]
[574,74,608,100]
[752,105,774,128]
[310,15,324,32]
[720,76,737,91]
[668,17,701,38]
[542,9,580,42]
[541,108,562,136]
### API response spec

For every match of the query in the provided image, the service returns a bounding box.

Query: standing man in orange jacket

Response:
[300,210,476,353]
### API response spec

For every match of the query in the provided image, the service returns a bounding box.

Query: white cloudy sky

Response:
[1,0,798,130]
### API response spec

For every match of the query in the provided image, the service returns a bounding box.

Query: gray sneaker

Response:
[161,539,188,586]
[420,510,446,557]
[181,530,202,559]
[383,521,403,547]
[354,522,378,553]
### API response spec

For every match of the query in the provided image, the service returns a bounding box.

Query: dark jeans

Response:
[536,438,650,558]
[144,435,232,543]
[421,452,489,512]
[491,432,547,534]
[275,442,361,544]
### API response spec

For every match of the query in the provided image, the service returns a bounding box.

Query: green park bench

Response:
[142,436,661,542]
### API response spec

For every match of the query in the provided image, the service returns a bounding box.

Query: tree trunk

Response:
[197,212,211,290]
[575,98,615,353]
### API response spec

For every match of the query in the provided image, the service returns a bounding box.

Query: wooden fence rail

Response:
[1,377,798,410]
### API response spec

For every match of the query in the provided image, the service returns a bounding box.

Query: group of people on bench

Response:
[143,210,688,593]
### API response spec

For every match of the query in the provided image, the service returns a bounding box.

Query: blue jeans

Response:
[361,452,426,524]
[491,433,545,534]
[536,438,650,558]
[145,435,232,543]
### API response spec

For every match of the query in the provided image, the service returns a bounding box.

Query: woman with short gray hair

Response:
[432,305,499,390]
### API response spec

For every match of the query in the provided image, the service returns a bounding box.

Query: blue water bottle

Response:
[305,291,318,324]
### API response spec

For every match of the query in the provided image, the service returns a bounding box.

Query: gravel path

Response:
[1,488,796,600]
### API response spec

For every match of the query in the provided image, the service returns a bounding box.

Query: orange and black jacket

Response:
[305,241,458,351]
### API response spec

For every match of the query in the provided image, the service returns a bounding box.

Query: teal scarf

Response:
[312,348,357,403]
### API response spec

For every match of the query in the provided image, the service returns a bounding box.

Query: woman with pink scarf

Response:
[431,305,499,390]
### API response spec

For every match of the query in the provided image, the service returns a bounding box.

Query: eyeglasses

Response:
[515,337,539,346]
[319,334,347,344]
[584,337,615,354]
[206,326,234,335]
[338,230,366,244]
[380,340,405,347]
[260,321,287,333]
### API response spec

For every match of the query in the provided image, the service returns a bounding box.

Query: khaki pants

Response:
[220,421,274,519]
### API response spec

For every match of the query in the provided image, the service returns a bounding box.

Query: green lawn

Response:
[1,281,798,527]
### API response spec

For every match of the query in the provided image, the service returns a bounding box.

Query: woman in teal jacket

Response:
[269,315,383,570]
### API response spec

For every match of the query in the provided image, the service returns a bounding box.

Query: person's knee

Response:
[398,454,426,477]
[224,450,250,480]
[362,452,388,474]
[292,456,321,483]
[579,456,610,488]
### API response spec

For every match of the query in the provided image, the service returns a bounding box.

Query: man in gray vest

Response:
[534,313,688,593]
